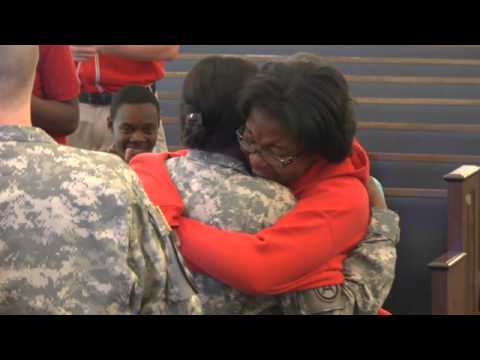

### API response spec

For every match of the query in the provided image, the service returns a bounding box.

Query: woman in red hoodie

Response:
[132,59,398,314]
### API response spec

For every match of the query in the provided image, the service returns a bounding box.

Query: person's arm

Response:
[33,45,80,137]
[341,177,400,314]
[126,170,202,315]
[31,96,79,136]
[367,176,387,209]
[176,181,369,295]
[71,45,180,62]
[342,207,400,314]
[129,151,189,226]
[130,152,367,296]
[97,45,180,61]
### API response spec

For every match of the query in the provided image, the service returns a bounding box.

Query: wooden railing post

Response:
[429,252,467,314]
[442,165,480,315]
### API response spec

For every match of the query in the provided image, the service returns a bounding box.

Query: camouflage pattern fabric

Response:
[0,125,202,315]
[167,149,400,315]
[342,208,400,315]
[167,150,296,314]
[283,208,400,315]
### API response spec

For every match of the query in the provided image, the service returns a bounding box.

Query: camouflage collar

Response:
[0,126,57,144]
[187,149,249,175]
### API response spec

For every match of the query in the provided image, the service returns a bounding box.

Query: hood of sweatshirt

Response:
[289,139,370,198]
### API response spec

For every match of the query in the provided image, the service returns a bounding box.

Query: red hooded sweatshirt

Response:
[131,140,370,295]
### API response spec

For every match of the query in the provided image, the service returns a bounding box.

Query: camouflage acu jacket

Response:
[0,126,201,315]
[167,150,400,315]
[167,150,295,314]
[285,208,400,315]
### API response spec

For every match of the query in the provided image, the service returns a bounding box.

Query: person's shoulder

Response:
[57,145,125,167]
[241,174,293,194]
[234,174,297,206]
[165,151,202,173]
[56,145,140,186]
[230,175,296,227]
[132,150,188,169]
[303,176,368,215]
[318,175,367,197]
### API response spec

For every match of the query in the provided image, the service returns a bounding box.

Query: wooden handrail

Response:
[355,97,480,106]
[429,251,467,269]
[368,152,480,164]
[444,165,480,181]
[165,71,480,86]
[384,188,447,198]
[436,45,480,48]
[157,91,480,106]
[177,53,480,66]
[162,116,480,133]
[358,122,480,133]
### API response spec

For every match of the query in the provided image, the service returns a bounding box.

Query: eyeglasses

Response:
[236,126,302,168]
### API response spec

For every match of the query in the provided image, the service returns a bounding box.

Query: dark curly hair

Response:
[238,59,357,163]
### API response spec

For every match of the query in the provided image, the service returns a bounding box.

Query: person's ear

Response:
[107,116,114,132]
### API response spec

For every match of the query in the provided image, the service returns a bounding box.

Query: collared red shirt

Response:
[33,45,80,145]
[77,54,165,94]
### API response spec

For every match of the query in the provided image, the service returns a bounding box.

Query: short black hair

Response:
[180,56,258,151]
[110,85,160,121]
[238,60,357,163]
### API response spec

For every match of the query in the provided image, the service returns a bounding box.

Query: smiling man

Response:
[107,85,160,162]
[69,45,178,153]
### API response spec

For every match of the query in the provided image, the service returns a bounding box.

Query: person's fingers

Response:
[125,148,145,162]
[125,148,135,163]
[367,177,387,209]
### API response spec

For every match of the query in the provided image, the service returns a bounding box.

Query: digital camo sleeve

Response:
[128,175,202,315]
[342,208,400,315]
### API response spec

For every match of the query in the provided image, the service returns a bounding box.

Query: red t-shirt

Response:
[33,45,80,145]
[130,140,371,295]
[77,54,166,94]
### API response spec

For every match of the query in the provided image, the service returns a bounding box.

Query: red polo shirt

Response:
[77,54,166,94]
[33,45,80,145]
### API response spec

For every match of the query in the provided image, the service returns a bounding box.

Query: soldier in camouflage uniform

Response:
[166,150,399,315]
[0,45,202,315]
[132,55,400,315]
